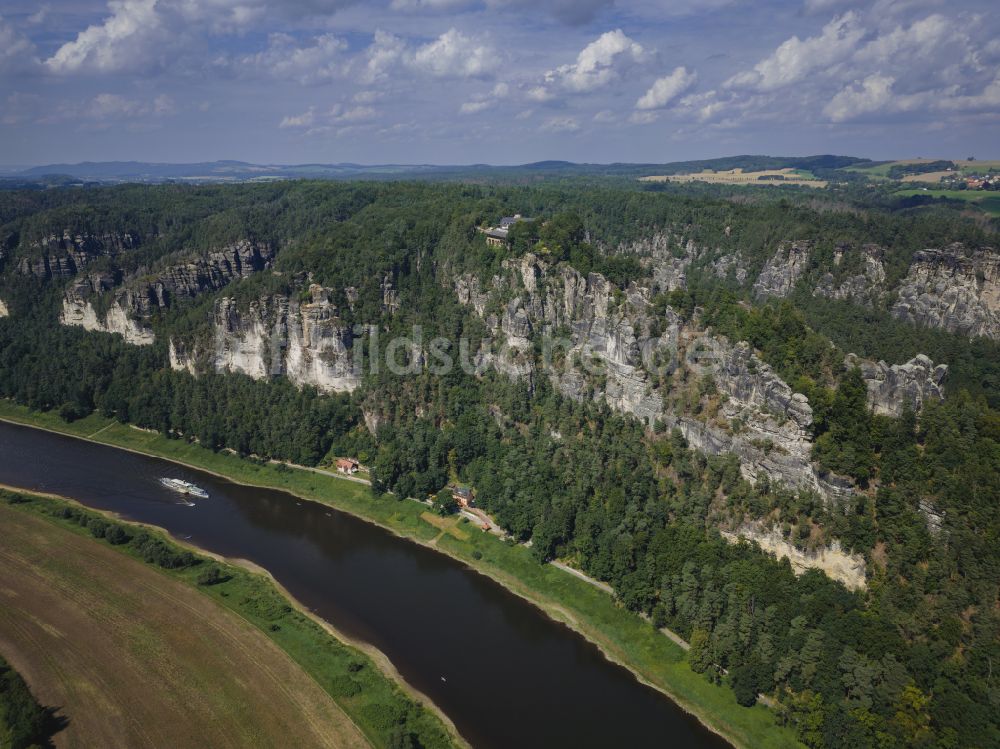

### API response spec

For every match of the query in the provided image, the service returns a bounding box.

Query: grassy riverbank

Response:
[0,401,803,749]
[0,484,458,749]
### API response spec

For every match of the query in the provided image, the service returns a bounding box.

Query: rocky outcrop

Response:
[57,240,275,344]
[814,245,886,305]
[753,241,811,299]
[617,233,698,292]
[18,230,138,280]
[664,337,851,501]
[60,275,155,346]
[711,253,748,284]
[133,240,275,314]
[847,353,947,417]
[178,284,360,393]
[891,245,1000,339]
[454,253,851,502]
[721,524,867,591]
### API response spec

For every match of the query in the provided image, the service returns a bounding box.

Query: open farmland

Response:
[639,167,826,187]
[0,502,370,749]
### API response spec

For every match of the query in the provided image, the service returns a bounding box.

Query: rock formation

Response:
[454,254,852,502]
[0,298,7,317]
[720,524,867,590]
[17,230,139,280]
[846,353,947,417]
[891,245,1000,339]
[171,284,360,393]
[814,244,887,305]
[60,275,155,345]
[753,241,811,299]
[132,240,275,314]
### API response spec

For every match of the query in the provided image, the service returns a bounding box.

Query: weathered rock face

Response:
[60,275,155,346]
[711,253,749,284]
[891,245,1000,339]
[847,353,947,417]
[720,524,867,590]
[814,244,887,305]
[664,337,852,501]
[753,241,811,299]
[134,240,275,314]
[455,253,850,502]
[17,230,139,280]
[57,240,275,345]
[173,284,360,393]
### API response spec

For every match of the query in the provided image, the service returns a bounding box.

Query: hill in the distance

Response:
[1,155,871,185]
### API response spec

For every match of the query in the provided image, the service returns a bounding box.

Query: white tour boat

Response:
[159,477,209,499]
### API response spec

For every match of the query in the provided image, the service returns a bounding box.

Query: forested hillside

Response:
[0,180,997,748]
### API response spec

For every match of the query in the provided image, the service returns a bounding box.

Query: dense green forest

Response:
[0,179,998,748]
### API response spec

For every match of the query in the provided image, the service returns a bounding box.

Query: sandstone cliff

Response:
[720,524,867,591]
[17,230,139,280]
[455,254,851,502]
[847,353,947,417]
[753,241,811,299]
[130,239,275,315]
[813,244,887,305]
[60,275,155,345]
[892,245,1000,339]
[170,284,360,393]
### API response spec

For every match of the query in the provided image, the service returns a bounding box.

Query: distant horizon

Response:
[6,152,1000,174]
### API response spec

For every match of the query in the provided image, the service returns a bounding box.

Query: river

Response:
[0,420,729,749]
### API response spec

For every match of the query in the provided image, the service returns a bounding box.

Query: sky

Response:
[1,0,998,166]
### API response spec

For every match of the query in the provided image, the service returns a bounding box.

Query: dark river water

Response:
[0,420,728,749]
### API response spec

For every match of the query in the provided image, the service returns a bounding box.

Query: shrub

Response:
[329,676,361,698]
[103,524,131,545]
[196,567,231,586]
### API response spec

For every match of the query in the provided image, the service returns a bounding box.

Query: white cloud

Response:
[390,0,473,10]
[541,29,647,95]
[636,67,697,110]
[27,5,49,25]
[679,90,728,121]
[460,100,493,114]
[823,73,900,121]
[539,116,579,132]
[825,71,1000,121]
[280,107,316,128]
[459,82,510,114]
[526,86,554,102]
[409,28,497,78]
[0,16,36,72]
[726,12,863,91]
[629,110,659,124]
[361,30,406,83]
[280,103,378,133]
[46,0,161,74]
[242,32,347,84]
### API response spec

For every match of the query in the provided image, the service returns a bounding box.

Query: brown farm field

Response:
[0,502,370,749]
[639,167,826,188]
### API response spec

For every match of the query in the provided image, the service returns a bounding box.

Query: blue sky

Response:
[1,0,998,165]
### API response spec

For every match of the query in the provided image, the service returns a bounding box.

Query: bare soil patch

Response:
[0,504,370,749]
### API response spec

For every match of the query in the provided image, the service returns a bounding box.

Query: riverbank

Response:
[0,484,462,749]
[0,402,803,749]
